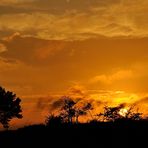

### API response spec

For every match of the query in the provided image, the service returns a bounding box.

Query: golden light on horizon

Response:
[119,108,129,117]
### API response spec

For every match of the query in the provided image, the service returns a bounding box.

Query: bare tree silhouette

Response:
[47,96,94,124]
[125,106,142,120]
[75,103,93,124]
[97,104,142,122]
[98,104,124,122]
[0,86,23,129]
[60,96,76,124]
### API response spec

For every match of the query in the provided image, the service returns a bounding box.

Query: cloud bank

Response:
[0,0,148,40]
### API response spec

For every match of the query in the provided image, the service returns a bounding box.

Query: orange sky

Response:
[0,0,148,128]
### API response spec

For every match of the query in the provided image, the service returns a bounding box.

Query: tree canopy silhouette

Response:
[60,96,76,123]
[59,96,93,124]
[99,104,124,122]
[75,102,93,124]
[0,86,23,129]
[97,104,142,122]
[46,96,93,125]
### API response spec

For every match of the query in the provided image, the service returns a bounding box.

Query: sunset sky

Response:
[0,0,148,127]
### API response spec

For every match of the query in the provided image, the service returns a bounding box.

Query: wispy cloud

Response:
[0,0,148,40]
[0,43,7,53]
[90,70,133,84]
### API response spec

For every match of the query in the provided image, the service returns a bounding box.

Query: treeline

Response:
[0,86,147,129]
[45,96,144,127]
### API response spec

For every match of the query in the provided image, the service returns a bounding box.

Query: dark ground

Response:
[0,121,147,148]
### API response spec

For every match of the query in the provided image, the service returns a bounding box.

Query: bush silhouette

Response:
[45,114,63,127]
[0,86,23,129]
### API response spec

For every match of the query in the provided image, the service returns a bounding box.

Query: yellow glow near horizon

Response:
[119,108,128,117]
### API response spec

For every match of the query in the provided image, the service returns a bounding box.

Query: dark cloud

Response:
[0,5,38,15]
[36,97,51,110]
[0,34,71,65]
[49,99,64,111]
[0,0,148,40]
[68,86,86,97]
[1,35,148,67]
[36,96,63,111]
[0,0,121,14]
[1,35,148,95]
[35,85,108,113]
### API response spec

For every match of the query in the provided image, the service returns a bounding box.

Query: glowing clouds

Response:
[0,0,148,126]
[0,43,7,53]
[0,0,148,40]
[90,70,133,85]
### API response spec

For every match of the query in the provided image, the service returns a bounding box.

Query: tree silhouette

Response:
[97,104,142,122]
[0,86,23,129]
[98,104,124,122]
[75,103,93,124]
[59,97,93,124]
[60,96,76,123]
[125,106,142,120]
[74,103,91,124]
